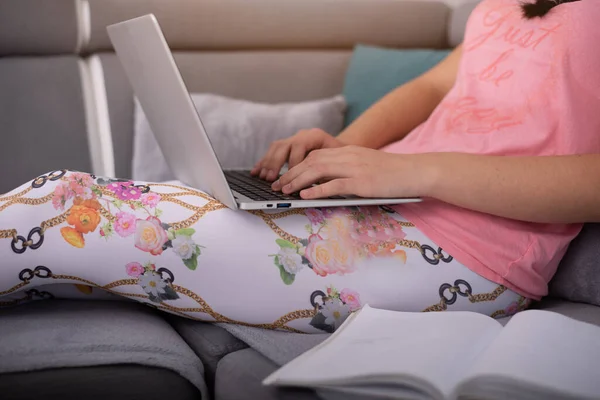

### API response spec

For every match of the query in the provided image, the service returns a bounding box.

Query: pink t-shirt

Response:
[384,0,600,300]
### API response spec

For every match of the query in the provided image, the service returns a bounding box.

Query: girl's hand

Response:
[250,129,345,182]
[271,146,426,199]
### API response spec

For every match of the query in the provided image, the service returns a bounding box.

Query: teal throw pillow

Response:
[342,45,451,126]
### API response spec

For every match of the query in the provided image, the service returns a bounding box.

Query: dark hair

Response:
[521,0,581,18]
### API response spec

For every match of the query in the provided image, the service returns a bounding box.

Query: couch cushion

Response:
[0,57,92,193]
[167,317,248,392]
[215,348,318,400]
[87,0,450,52]
[0,365,200,400]
[0,300,207,397]
[98,51,352,179]
[95,54,135,180]
[536,298,600,327]
[0,0,83,56]
[549,223,600,307]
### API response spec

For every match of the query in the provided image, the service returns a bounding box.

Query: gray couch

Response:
[1,1,599,399]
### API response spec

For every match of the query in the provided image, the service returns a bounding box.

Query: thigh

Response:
[254,206,529,332]
[186,204,528,331]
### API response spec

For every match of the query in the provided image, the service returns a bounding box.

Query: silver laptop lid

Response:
[107,14,238,209]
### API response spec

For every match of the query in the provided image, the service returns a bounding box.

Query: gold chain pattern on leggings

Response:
[423,283,508,312]
[0,179,228,245]
[0,271,312,333]
[1,173,497,330]
[1,176,424,252]
[1,269,510,332]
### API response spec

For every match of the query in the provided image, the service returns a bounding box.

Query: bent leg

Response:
[0,171,529,333]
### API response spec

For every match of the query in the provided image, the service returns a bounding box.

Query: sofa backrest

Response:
[0,0,479,192]
[0,0,95,192]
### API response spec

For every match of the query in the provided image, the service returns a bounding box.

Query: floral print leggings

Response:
[0,171,530,333]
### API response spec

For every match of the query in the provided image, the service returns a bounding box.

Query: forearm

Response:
[420,153,600,223]
[337,79,444,149]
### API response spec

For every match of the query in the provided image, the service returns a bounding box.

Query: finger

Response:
[300,179,354,199]
[288,145,307,170]
[274,158,311,191]
[250,161,262,175]
[281,163,353,194]
[262,144,292,181]
[260,168,268,180]
[258,144,281,179]
[274,149,335,190]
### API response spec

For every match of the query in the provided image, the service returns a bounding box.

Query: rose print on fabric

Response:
[271,206,408,284]
[53,176,147,248]
[135,217,169,255]
[52,183,73,210]
[114,212,137,237]
[504,301,519,316]
[126,262,145,277]
[125,261,179,303]
[339,288,361,311]
[309,285,362,333]
[305,209,325,224]
[52,172,94,211]
[305,234,356,277]
[133,218,204,270]
[52,173,205,270]
[96,179,165,242]
[141,192,161,207]
[503,296,531,317]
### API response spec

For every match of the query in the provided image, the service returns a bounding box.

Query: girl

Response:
[1,0,598,333]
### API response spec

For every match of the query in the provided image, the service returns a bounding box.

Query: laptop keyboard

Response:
[224,170,301,201]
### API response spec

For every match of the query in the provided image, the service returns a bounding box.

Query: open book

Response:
[264,305,600,400]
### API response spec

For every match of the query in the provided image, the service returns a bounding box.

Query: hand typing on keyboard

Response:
[269,146,422,200]
[250,129,345,182]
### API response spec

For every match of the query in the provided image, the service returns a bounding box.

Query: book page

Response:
[265,306,503,398]
[459,310,600,398]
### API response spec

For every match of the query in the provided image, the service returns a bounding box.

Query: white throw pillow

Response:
[132,94,347,182]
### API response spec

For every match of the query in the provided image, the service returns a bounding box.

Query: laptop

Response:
[107,14,421,210]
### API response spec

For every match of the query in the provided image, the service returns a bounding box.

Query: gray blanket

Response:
[0,300,209,398]
[219,323,329,367]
